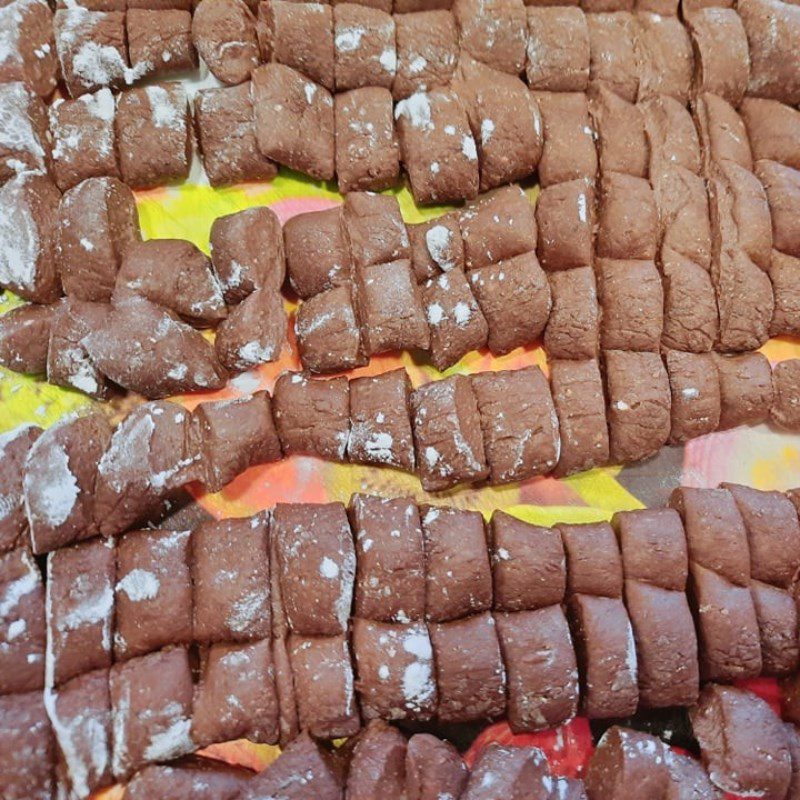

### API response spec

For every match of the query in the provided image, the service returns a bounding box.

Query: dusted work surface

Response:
[2,172,800,795]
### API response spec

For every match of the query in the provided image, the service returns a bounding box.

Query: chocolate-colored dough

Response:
[596,173,658,261]
[408,212,464,282]
[272,372,350,461]
[664,350,721,444]
[193,638,279,746]
[192,0,260,85]
[714,352,774,429]
[636,12,693,103]
[194,82,278,187]
[109,647,195,778]
[405,733,469,800]
[57,176,141,303]
[453,0,527,75]
[750,580,800,676]
[549,358,608,476]
[770,252,800,338]
[191,516,271,642]
[536,178,595,271]
[0,172,61,303]
[410,374,489,491]
[349,494,425,621]
[586,12,640,103]
[352,618,437,721]
[127,9,196,78]
[525,6,589,92]
[429,612,507,723]
[343,192,410,269]
[589,85,648,177]
[125,763,251,800]
[0,303,57,374]
[740,97,800,170]
[693,92,753,173]
[25,413,112,554]
[0,82,51,185]
[0,426,41,552]
[462,743,550,800]
[0,1,57,98]
[0,691,54,800]
[543,267,600,360]
[641,93,702,178]
[333,4,396,91]
[756,159,800,258]
[772,359,800,431]
[660,256,718,353]
[345,721,407,800]
[559,521,622,597]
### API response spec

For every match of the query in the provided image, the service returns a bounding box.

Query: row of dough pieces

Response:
[2,481,799,795]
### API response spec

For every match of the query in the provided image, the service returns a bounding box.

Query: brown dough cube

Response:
[750,581,799,676]
[252,64,335,180]
[343,192,410,269]
[49,89,118,191]
[395,87,479,205]
[193,392,282,491]
[472,366,560,484]
[259,0,334,89]
[410,374,489,491]
[44,668,113,799]
[490,512,566,611]
[351,619,437,721]
[0,1,57,99]
[559,521,623,598]
[693,92,752,173]
[191,516,270,642]
[468,251,551,354]
[0,691,55,800]
[93,401,203,537]
[770,251,800,337]
[429,612,507,723]
[596,172,658,260]
[271,636,299,746]
[597,259,663,351]
[333,4,396,91]
[393,10,459,101]
[756,159,800,258]
[406,733,469,800]
[125,765,250,800]
[348,494,425,621]
[193,638,279,746]
[273,502,355,636]
[407,212,464,283]
[109,647,194,778]
[586,12,640,103]
[83,297,227,398]
[114,238,226,326]
[496,606,579,732]
[550,358,609,477]
[714,351,774,429]
[739,0,800,106]
[543,267,600,360]
[45,537,115,687]
[664,349,721,443]
[0,297,54,374]
[740,97,800,171]
[296,285,365,373]
[116,83,193,189]
[686,8,750,106]
[47,298,111,399]
[194,82,278,187]
[355,260,430,355]
[421,271,488,370]
[691,684,792,798]
[635,12,693,103]
[713,247,774,353]
[534,91,597,188]
[641,93,702,178]
[463,744,550,800]
[345,721,407,800]
[127,9,196,78]
[772,359,800,431]
[535,179,594,272]
[661,257,718,353]
[453,0,527,75]
[288,633,360,738]
[525,6,589,92]
[24,413,112,554]
[57,176,140,303]
[283,206,351,298]
[0,548,45,693]
[115,528,192,660]
[348,370,415,472]
[54,8,131,98]
[0,82,51,185]
[459,185,537,271]
[624,581,700,708]
[273,372,350,461]
[334,87,400,193]
[589,85,648,178]
[569,594,638,718]
[192,0,260,85]
[604,349,671,464]
[0,425,41,552]
[0,172,61,303]
[214,288,286,371]
[454,58,543,191]
[421,505,492,622]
